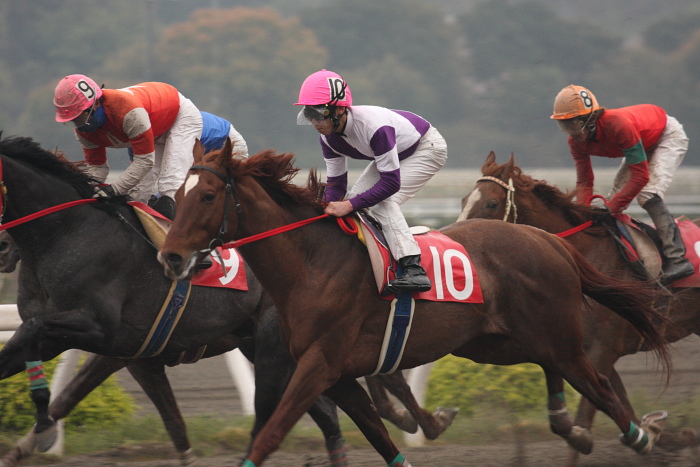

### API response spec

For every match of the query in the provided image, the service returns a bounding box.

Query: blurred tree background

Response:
[1,0,699,171]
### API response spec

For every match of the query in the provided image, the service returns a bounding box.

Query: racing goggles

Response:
[556,111,596,136]
[297,105,331,125]
[556,118,587,135]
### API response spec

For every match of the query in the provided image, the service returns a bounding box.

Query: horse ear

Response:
[217,137,233,165]
[503,153,515,176]
[193,139,204,163]
[481,151,497,174]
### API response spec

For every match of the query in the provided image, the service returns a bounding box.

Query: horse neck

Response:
[2,157,88,248]
[232,178,362,305]
[516,194,629,276]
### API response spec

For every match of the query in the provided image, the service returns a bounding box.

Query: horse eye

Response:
[487,200,499,210]
[202,193,215,203]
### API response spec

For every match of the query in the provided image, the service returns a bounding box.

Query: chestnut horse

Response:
[159,140,672,466]
[459,151,700,465]
[0,138,451,466]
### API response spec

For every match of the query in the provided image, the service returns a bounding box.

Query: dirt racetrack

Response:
[37,337,700,466]
[37,435,700,466]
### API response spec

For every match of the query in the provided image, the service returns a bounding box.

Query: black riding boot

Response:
[387,255,432,293]
[643,195,694,285]
[148,194,177,220]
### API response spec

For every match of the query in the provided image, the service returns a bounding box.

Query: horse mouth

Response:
[157,250,198,281]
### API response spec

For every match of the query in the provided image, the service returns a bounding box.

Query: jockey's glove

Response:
[93,184,118,198]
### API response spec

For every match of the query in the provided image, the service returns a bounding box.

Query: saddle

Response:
[350,211,483,303]
[609,213,699,287]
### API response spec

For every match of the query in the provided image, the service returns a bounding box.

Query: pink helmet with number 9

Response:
[295,69,352,107]
[53,74,103,122]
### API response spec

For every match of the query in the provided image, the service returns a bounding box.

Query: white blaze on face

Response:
[184,173,200,197]
[457,190,482,222]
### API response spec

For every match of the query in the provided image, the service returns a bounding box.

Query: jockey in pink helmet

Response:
[296,70,448,294]
[53,74,203,219]
[296,69,353,133]
[53,74,103,124]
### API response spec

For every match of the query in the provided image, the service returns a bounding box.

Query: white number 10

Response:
[429,246,475,300]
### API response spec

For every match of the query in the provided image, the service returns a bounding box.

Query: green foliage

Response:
[152,7,328,163]
[425,356,580,416]
[4,0,700,168]
[0,352,136,432]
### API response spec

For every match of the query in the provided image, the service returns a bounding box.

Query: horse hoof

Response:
[434,407,459,429]
[565,426,593,455]
[179,448,197,466]
[642,410,668,432]
[34,422,58,453]
[642,411,668,441]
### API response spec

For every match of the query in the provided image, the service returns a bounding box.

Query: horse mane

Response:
[482,156,599,227]
[221,149,323,209]
[0,135,96,199]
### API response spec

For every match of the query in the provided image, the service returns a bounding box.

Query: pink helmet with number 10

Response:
[53,74,103,122]
[295,69,352,107]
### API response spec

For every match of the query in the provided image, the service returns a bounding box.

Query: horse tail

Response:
[557,238,672,379]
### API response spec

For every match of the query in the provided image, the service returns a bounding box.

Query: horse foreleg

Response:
[542,368,593,456]
[326,378,407,466]
[365,374,418,434]
[14,317,56,453]
[558,354,663,455]
[242,352,342,467]
[306,395,347,467]
[371,372,458,439]
[125,359,195,465]
[0,353,129,467]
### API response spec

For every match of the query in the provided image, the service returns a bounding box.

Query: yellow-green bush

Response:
[0,351,136,432]
[425,356,580,415]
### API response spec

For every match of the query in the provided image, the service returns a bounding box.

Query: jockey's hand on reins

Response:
[591,206,612,225]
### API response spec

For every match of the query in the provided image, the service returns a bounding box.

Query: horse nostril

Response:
[166,253,183,270]
[0,242,8,253]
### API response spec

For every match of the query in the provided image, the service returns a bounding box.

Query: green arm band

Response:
[623,140,647,165]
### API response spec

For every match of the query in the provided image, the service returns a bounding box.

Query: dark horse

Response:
[0,136,347,466]
[459,151,700,465]
[0,136,451,467]
[159,139,672,466]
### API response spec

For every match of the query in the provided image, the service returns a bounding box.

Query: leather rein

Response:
[0,157,99,230]
[188,164,357,259]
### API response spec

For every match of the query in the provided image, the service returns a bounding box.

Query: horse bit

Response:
[477,175,517,223]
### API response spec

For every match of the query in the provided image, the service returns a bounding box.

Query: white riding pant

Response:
[130,93,201,200]
[347,126,447,259]
[609,115,688,206]
[130,120,247,202]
